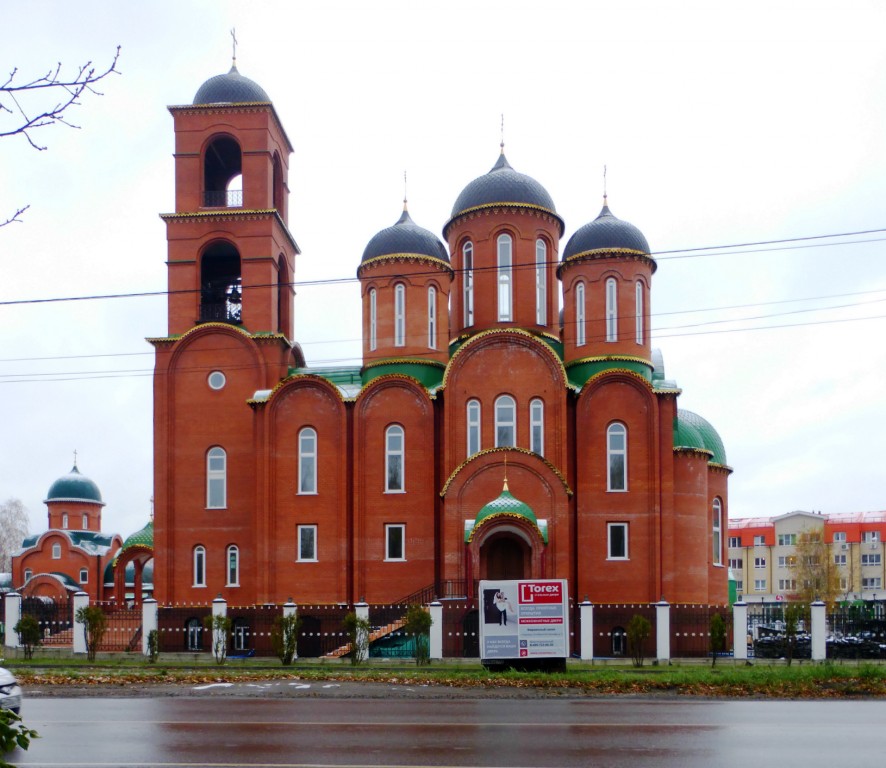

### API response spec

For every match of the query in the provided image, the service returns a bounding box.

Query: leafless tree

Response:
[1,46,121,226]
[0,497,29,571]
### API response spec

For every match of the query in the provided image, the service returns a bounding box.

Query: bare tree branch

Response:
[1,46,120,227]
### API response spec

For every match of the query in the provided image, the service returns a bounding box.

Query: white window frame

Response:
[62,513,68,529]
[79,568,88,584]
[712,498,723,565]
[494,395,516,448]
[754,556,767,569]
[385,424,404,492]
[497,234,512,322]
[466,399,481,456]
[385,523,405,561]
[394,283,406,346]
[607,522,629,560]
[728,558,743,570]
[82,513,88,530]
[833,531,847,543]
[193,545,206,587]
[605,277,618,341]
[607,422,627,492]
[530,398,544,456]
[24,568,32,582]
[463,242,474,326]
[576,282,586,346]
[635,281,644,344]
[863,577,882,590]
[753,535,766,546]
[754,579,767,592]
[778,578,797,591]
[728,536,741,548]
[297,524,318,562]
[298,427,317,495]
[206,446,227,509]
[226,544,239,586]
[778,555,796,568]
[862,531,880,543]
[428,285,437,349]
[535,238,547,325]
[834,553,847,566]
[52,542,61,559]
[777,533,797,546]
[369,288,377,351]
[862,553,882,566]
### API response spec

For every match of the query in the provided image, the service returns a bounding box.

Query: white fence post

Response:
[141,598,158,656]
[72,591,89,654]
[4,592,21,650]
[580,600,594,661]
[429,601,443,660]
[732,601,748,661]
[355,600,369,663]
[655,600,671,663]
[283,599,298,660]
[810,600,827,661]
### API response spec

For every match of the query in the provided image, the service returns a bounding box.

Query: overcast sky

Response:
[2,0,885,540]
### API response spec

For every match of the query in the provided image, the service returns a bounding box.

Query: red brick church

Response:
[150,62,731,607]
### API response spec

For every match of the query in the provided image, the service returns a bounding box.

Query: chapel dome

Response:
[446,152,562,234]
[675,409,728,466]
[45,465,104,505]
[562,203,650,261]
[361,208,449,265]
[193,64,271,105]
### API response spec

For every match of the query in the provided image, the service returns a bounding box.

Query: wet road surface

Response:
[9,688,886,767]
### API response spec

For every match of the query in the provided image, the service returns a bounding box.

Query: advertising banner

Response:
[478,579,569,660]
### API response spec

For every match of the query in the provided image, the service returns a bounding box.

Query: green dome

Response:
[676,409,727,465]
[120,521,154,553]
[45,465,104,505]
[467,483,547,543]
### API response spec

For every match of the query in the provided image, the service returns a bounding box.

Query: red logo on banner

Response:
[519,582,562,604]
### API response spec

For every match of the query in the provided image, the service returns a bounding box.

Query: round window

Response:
[208,371,226,390]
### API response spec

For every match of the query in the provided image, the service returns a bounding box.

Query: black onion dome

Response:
[562,204,650,261]
[447,153,562,233]
[45,465,104,505]
[361,208,450,265]
[193,64,271,105]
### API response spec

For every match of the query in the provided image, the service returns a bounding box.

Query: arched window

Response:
[193,545,206,587]
[497,234,513,322]
[232,617,250,651]
[495,395,516,447]
[82,513,88,530]
[298,428,317,494]
[62,513,68,529]
[226,545,240,586]
[206,447,226,508]
[428,285,437,349]
[536,239,547,325]
[203,136,242,207]
[530,398,544,456]
[185,617,203,651]
[369,288,377,351]
[712,498,723,566]
[635,281,644,345]
[52,542,61,559]
[467,399,481,456]
[607,423,627,491]
[576,282,586,346]
[606,278,618,342]
[385,425,404,492]
[24,569,32,582]
[200,242,242,324]
[394,284,406,346]
[463,242,474,326]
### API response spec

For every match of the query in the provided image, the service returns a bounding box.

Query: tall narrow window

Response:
[193,545,206,587]
[297,525,317,561]
[369,288,377,351]
[427,285,437,349]
[62,513,68,529]
[497,234,512,321]
[635,281,644,345]
[606,278,618,341]
[535,239,547,325]
[466,399,482,456]
[495,395,516,447]
[52,542,61,559]
[463,242,474,326]
[712,498,723,566]
[298,427,317,494]
[607,422,627,491]
[385,425,404,492]
[207,446,226,508]
[82,513,88,530]
[608,522,629,559]
[576,282,586,346]
[226,545,239,586]
[530,398,544,456]
[394,284,405,346]
[386,523,405,561]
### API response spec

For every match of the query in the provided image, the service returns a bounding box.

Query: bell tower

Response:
[161,62,299,338]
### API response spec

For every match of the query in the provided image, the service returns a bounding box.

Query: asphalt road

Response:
[8,685,886,767]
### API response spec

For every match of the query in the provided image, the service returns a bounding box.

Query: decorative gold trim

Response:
[362,358,446,371]
[565,354,652,369]
[356,372,436,402]
[440,446,572,498]
[709,462,734,475]
[444,203,564,236]
[581,367,654,393]
[159,208,299,251]
[357,253,453,276]
[467,512,546,544]
[558,250,657,275]
[673,446,714,458]
[248,372,347,408]
[167,102,294,153]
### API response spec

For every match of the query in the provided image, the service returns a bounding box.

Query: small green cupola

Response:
[466,480,548,544]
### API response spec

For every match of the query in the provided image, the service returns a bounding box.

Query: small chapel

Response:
[149,60,731,608]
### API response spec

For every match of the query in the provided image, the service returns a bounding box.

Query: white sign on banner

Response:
[478,579,569,661]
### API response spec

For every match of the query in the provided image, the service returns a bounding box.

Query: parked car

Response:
[0,667,22,715]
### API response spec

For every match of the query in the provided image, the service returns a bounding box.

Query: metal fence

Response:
[157,605,212,652]
[671,604,733,658]
[439,599,480,658]
[228,605,278,657]
[592,604,657,659]
[21,596,73,645]
[296,604,354,658]
[94,601,142,652]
